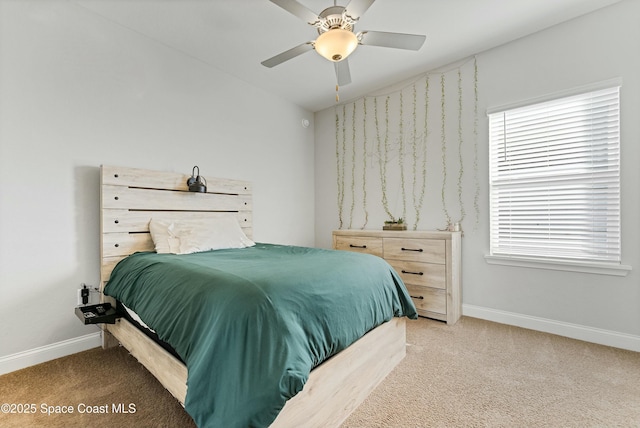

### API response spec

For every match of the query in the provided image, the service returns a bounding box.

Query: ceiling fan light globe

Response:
[315,29,358,62]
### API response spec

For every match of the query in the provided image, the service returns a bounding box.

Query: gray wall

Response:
[314,0,639,349]
[0,2,315,359]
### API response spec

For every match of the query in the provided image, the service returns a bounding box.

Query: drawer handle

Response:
[402,270,424,276]
[410,295,424,300]
[350,244,367,249]
[401,247,423,252]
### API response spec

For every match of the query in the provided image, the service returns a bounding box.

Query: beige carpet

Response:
[1,317,638,427]
[0,341,196,428]
[344,317,640,427]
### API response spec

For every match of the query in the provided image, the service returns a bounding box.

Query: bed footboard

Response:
[272,317,406,427]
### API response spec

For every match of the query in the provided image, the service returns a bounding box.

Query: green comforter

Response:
[104,243,417,427]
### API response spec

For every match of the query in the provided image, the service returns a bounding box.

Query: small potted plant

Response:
[383,217,407,230]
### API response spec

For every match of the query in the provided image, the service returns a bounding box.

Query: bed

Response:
[99,165,417,427]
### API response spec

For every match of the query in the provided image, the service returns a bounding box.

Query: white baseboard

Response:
[0,332,102,376]
[462,304,640,352]
[2,308,637,377]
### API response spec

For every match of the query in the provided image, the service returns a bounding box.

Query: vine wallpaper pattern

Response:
[334,57,480,231]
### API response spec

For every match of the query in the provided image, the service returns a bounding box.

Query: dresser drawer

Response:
[334,235,383,257]
[387,260,446,289]
[405,284,446,315]
[383,238,445,264]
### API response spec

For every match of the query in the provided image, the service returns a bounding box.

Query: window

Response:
[488,85,623,269]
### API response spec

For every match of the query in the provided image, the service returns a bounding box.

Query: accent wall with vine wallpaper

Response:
[333,57,480,232]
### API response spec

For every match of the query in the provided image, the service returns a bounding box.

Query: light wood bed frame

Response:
[99,165,407,427]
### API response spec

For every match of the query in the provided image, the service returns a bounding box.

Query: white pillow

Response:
[149,216,255,255]
[148,219,181,254]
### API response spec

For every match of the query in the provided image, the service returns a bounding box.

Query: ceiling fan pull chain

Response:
[335,84,340,102]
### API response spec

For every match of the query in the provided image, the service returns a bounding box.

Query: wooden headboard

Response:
[100,165,252,286]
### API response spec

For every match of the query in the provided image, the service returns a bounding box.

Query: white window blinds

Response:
[488,86,621,263]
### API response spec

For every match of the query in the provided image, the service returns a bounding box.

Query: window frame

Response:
[485,80,631,276]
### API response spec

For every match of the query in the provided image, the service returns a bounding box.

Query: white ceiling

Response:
[75,0,621,112]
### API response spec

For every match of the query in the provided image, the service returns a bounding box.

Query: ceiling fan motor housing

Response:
[316,6,356,34]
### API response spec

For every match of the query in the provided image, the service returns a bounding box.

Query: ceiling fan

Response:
[261,0,426,87]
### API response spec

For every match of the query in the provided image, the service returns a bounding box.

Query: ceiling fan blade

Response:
[269,0,319,24]
[335,59,352,86]
[261,42,314,68]
[359,31,426,50]
[344,0,376,20]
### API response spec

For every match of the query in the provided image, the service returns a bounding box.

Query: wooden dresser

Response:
[333,229,461,324]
